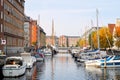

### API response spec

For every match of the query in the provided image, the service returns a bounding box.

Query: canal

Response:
[1,53,120,80]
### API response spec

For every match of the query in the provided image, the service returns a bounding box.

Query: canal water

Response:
[1,53,120,80]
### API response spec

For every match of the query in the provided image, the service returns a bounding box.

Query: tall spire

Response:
[51,19,55,46]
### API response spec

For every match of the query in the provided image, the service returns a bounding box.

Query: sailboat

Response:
[85,9,107,67]
[95,55,120,68]
[85,9,120,68]
[95,28,120,68]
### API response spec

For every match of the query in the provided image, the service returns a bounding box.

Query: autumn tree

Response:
[90,27,113,49]
[91,31,98,49]
[88,31,96,49]
[76,41,80,47]
[99,27,113,49]
[79,38,87,48]
[114,27,120,49]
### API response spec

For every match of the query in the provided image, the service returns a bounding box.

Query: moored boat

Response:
[44,48,52,56]
[21,52,36,68]
[2,56,26,77]
[35,49,45,62]
[84,50,107,67]
[96,55,120,68]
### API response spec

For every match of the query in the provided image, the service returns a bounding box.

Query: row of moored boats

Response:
[2,48,53,77]
[71,49,120,68]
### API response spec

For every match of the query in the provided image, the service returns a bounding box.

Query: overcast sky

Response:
[25,0,120,36]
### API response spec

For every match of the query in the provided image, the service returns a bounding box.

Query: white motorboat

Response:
[96,55,120,68]
[2,56,26,77]
[85,59,99,67]
[44,48,52,56]
[21,52,36,68]
[84,50,107,67]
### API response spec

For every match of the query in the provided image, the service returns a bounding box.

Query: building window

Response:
[1,11,3,19]
[1,24,3,32]
[1,0,3,6]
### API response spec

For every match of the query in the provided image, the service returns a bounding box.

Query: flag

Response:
[1,40,6,45]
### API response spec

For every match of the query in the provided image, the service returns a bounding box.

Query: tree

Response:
[76,41,80,47]
[88,31,96,49]
[114,27,120,49]
[91,27,113,49]
[99,27,113,48]
[91,31,98,49]
[79,38,87,48]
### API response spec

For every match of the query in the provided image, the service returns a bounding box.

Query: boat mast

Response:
[91,20,93,50]
[51,19,55,46]
[96,9,100,51]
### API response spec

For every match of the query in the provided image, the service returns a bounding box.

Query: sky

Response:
[25,0,120,37]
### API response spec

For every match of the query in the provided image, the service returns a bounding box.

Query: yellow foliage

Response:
[91,27,113,48]
[79,38,87,48]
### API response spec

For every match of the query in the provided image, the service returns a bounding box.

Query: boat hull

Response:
[95,56,120,68]
[2,64,26,77]
[100,61,120,68]
[85,60,99,67]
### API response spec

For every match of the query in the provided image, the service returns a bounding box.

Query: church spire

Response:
[51,19,55,46]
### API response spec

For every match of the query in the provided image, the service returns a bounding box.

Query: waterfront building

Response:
[24,17,46,50]
[116,18,120,27]
[108,24,115,34]
[38,25,46,48]
[0,0,25,54]
[24,16,31,47]
[67,36,80,47]
[59,35,67,47]
[46,36,58,47]
[30,20,38,47]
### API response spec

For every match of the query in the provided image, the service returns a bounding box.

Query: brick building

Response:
[0,0,25,54]
[38,26,46,48]
[46,36,58,47]
[24,17,46,49]
[108,24,115,34]
[59,35,67,47]
[67,36,80,47]
[30,20,38,46]
[24,16,31,47]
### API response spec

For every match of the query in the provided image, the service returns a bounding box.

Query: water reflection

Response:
[85,66,120,80]
[101,68,120,80]
[32,62,45,80]
[2,54,120,80]
[2,75,26,80]
[85,67,102,80]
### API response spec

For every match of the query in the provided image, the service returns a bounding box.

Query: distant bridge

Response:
[58,47,80,53]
